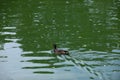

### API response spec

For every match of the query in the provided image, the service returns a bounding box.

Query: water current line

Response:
[60,55,104,80]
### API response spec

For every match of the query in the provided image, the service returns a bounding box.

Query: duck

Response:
[53,44,69,55]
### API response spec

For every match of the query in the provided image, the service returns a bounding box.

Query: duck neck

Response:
[53,44,57,50]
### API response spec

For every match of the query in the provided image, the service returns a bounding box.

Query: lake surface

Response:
[0,0,120,80]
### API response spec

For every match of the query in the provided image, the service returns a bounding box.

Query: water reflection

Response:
[0,0,120,80]
[70,50,120,80]
[20,51,97,80]
[21,52,74,74]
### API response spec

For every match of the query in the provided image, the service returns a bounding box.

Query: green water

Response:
[0,0,120,80]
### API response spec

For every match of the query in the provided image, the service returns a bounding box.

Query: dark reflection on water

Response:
[0,0,120,80]
[21,53,74,75]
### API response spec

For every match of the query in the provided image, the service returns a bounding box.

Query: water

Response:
[0,0,120,80]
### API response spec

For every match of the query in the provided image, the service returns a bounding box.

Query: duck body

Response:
[53,44,69,55]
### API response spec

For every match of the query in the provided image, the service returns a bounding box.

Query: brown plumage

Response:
[53,44,69,55]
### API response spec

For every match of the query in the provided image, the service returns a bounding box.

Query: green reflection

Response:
[0,0,120,80]
[21,53,51,57]
[33,71,54,74]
